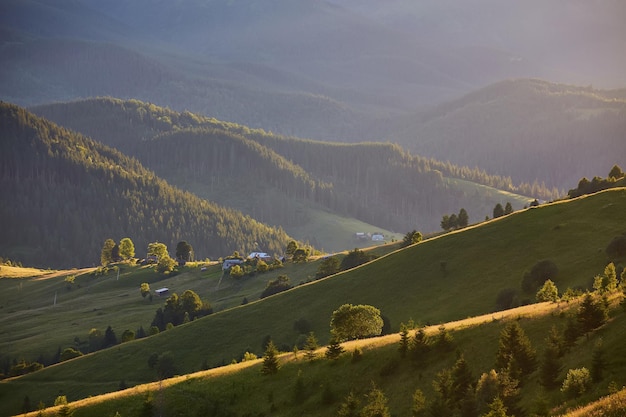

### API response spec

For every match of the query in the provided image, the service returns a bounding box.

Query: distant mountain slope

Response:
[0,103,292,268]
[32,98,540,239]
[3,0,625,143]
[390,79,626,190]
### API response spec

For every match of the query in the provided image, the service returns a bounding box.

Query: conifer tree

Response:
[411,389,427,417]
[591,338,607,382]
[577,292,608,333]
[410,327,431,360]
[495,322,536,378]
[603,263,618,293]
[451,355,474,406]
[398,323,410,358]
[325,336,345,360]
[435,325,454,352]
[539,342,562,390]
[536,279,559,302]
[483,397,511,417]
[361,385,391,417]
[304,332,319,361]
[261,340,280,375]
[337,391,360,417]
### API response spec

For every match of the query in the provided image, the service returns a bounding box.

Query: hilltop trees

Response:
[101,239,116,266]
[340,248,376,271]
[118,238,135,260]
[330,304,384,341]
[260,275,292,299]
[568,165,625,198]
[441,208,469,231]
[402,230,423,247]
[147,242,168,259]
[150,290,212,330]
[175,241,193,262]
[316,256,340,278]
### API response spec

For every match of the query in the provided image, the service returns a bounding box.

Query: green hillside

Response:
[0,103,293,268]
[1,188,624,415]
[15,299,626,417]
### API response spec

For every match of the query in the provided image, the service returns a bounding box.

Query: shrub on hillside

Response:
[522,260,558,293]
[606,235,626,261]
[561,367,592,398]
[260,275,292,299]
[330,304,384,341]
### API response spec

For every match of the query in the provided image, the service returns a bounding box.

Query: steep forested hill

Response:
[32,98,539,241]
[390,79,626,190]
[0,103,292,268]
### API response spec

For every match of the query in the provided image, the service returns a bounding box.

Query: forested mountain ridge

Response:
[0,102,292,268]
[32,98,539,240]
[391,79,626,190]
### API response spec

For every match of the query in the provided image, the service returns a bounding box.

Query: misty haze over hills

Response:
[1,1,625,211]
[3,0,625,114]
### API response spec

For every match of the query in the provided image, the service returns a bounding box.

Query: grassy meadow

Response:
[15,297,626,417]
[1,188,625,416]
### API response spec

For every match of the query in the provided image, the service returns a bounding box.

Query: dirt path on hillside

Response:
[31,267,96,281]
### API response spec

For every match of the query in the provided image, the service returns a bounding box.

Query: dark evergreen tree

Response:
[410,327,431,360]
[577,292,608,333]
[102,325,118,349]
[504,202,513,215]
[434,325,454,352]
[361,385,391,417]
[457,208,469,228]
[591,338,607,382]
[325,336,345,360]
[261,340,280,375]
[337,391,360,417]
[493,203,505,218]
[304,332,319,361]
[451,355,474,407]
[398,323,410,358]
[430,369,454,417]
[495,322,536,378]
[539,343,562,390]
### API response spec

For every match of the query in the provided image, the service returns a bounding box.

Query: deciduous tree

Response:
[330,304,383,341]
[100,238,116,266]
[175,241,193,261]
[118,237,135,260]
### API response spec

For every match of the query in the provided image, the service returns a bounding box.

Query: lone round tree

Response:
[330,304,384,341]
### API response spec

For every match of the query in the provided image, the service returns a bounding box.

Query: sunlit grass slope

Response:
[1,188,625,415]
[16,297,626,417]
